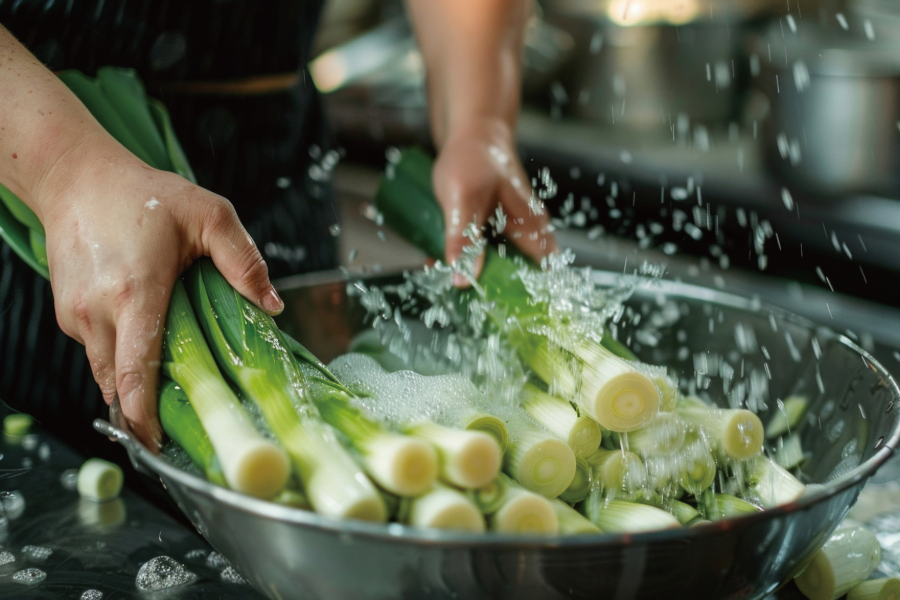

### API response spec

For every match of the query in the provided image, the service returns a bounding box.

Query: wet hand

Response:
[37,132,282,451]
[432,117,556,286]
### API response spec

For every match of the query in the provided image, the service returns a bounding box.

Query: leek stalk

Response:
[520,383,602,457]
[185,260,385,520]
[504,429,576,498]
[406,421,501,489]
[795,525,882,600]
[848,578,900,600]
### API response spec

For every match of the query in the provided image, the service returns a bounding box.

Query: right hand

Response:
[36,130,283,451]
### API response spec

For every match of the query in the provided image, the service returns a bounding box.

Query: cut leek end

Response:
[721,410,765,460]
[559,456,591,504]
[465,414,509,455]
[587,372,660,433]
[795,551,836,600]
[365,435,438,497]
[342,496,390,522]
[408,486,485,533]
[227,440,290,500]
[848,578,900,600]
[77,458,124,503]
[492,489,559,534]
[445,431,502,489]
[679,451,717,496]
[3,413,33,438]
[512,438,577,499]
[766,396,809,439]
[569,417,603,458]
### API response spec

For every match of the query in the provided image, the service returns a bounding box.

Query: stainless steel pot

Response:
[95,270,900,600]
[754,17,900,197]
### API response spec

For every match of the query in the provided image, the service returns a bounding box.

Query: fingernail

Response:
[261,288,284,315]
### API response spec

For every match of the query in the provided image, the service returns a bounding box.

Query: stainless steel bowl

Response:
[95,270,900,600]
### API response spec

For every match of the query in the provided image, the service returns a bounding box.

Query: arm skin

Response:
[0,25,283,451]
[405,0,557,285]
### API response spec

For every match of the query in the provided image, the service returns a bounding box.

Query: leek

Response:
[162,281,289,500]
[515,333,661,433]
[504,429,576,498]
[848,578,900,600]
[489,474,559,534]
[77,458,123,503]
[622,412,686,457]
[583,497,680,533]
[185,260,385,520]
[745,456,806,508]
[158,379,226,487]
[558,456,591,503]
[399,484,485,532]
[306,377,438,497]
[520,383,602,457]
[775,433,807,470]
[677,404,764,461]
[676,440,718,496]
[552,499,600,534]
[766,396,809,439]
[468,477,508,514]
[795,525,882,600]
[698,492,761,521]
[635,494,701,526]
[585,448,646,496]
[406,421,501,489]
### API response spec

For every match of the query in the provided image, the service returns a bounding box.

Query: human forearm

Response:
[0,25,113,221]
[404,0,529,148]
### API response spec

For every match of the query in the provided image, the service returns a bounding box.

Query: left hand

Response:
[432,117,556,286]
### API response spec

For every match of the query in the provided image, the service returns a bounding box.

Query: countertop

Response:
[0,414,265,600]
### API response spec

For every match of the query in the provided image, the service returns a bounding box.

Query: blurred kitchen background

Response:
[301,0,900,366]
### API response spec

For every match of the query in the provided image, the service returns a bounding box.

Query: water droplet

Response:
[21,545,52,561]
[60,469,78,490]
[12,568,45,585]
[81,590,103,600]
[328,224,341,237]
[0,551,14,565]
[135,557,197,591]
[221,566,247,584]
[275,177,291,189]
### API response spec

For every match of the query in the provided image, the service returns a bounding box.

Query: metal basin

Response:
[95,270,900,600]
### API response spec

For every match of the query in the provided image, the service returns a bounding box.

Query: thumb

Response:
[203,203,283,315]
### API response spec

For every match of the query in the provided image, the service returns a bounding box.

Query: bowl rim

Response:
[98,269,900,550]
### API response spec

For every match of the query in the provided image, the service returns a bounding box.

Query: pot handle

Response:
[92,418,155,476]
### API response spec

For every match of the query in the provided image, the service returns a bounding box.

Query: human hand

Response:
[432,117,556,286]
[36,131,282,451]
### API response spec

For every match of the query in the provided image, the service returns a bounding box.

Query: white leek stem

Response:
[505,430,576,498]
[747,456,806,508]
[552,499,600,534]
[678,405,764,461]
[795,525,882,600]
[490,475,559,534]
[407,422,501,489]
[848,578,900,600]
[403,484,485,532]
[521,383,601,457]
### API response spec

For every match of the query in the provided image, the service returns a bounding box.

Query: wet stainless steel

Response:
[96,270,900,600]
[0,416,265,599]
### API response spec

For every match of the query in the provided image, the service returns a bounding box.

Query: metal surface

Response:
[755,18,900,197]
[97,270,900,600]
[0,412,264,599]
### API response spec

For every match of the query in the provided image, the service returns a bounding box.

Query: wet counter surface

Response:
[0,414,265,600]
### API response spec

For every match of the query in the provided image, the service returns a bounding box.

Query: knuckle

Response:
[117,369,146,400]
[236,249,270,291]
[204,198,239,233]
